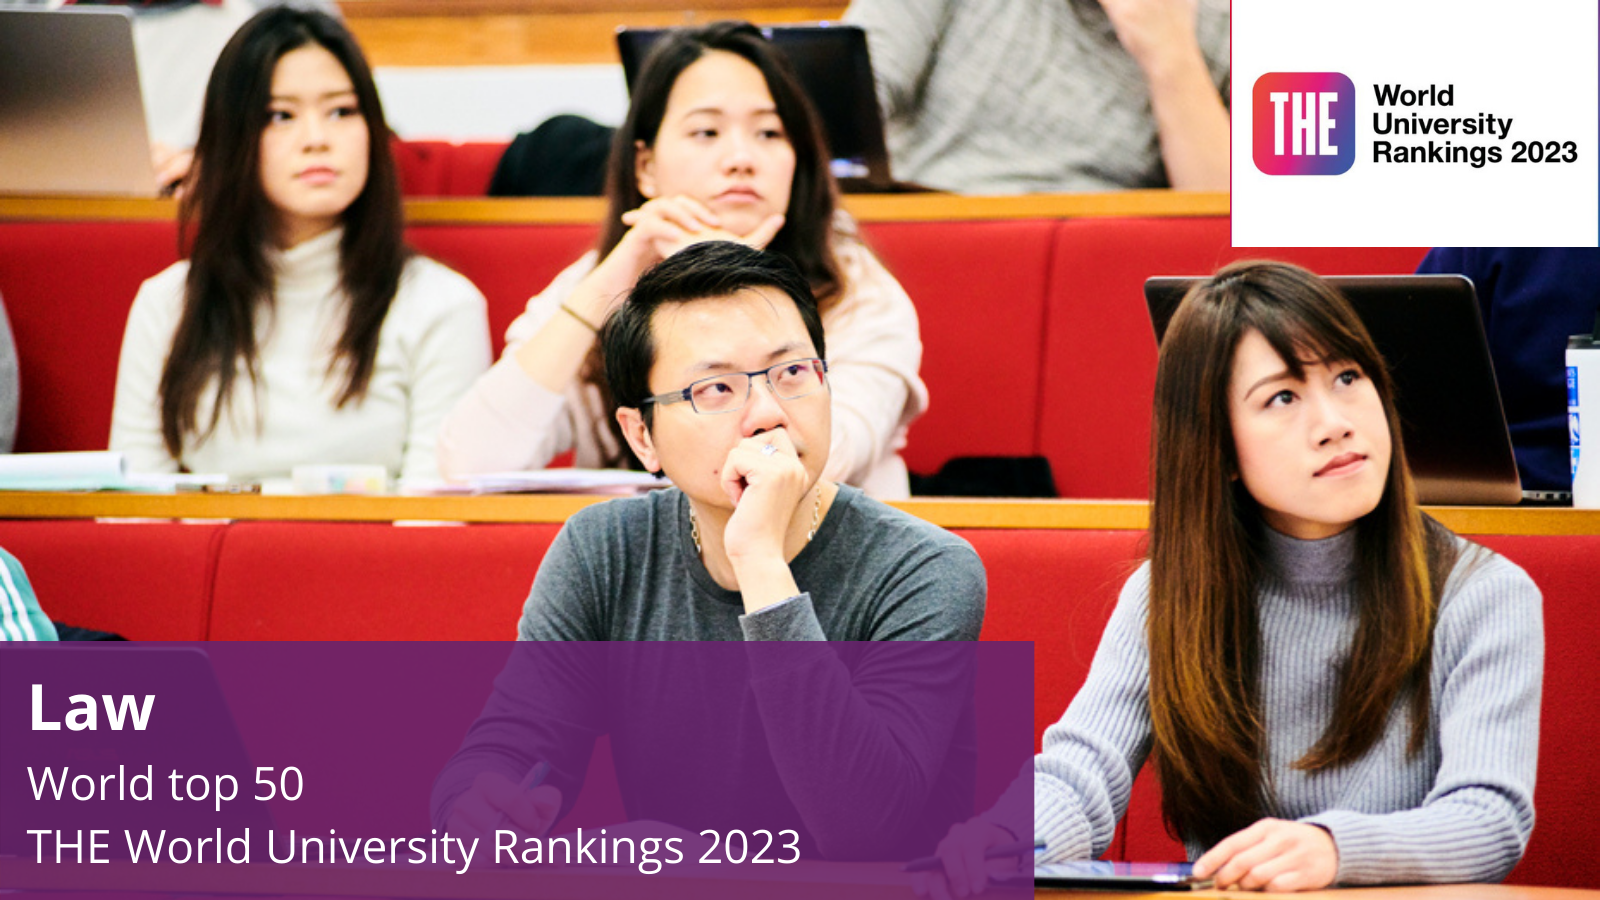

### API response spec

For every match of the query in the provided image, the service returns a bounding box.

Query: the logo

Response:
[1253,73,1356,175]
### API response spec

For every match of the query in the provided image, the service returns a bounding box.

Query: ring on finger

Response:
[760,443,778,457]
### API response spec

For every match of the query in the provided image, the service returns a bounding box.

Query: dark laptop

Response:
[0,7,162,196]
[617,23,914,193]
[0,647,272,858]
[1144,275,1526,506]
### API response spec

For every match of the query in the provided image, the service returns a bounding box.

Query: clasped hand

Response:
[619,195,785,267]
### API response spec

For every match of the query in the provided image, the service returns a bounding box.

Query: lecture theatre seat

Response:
[1038,217,1430,499]
[0,220,181,454]
[860,219,1057,477]
[0,211,1432,491]
[0,519,221,640]
[405,224,598,357]
[393,140,508,197]
[206,521,560,640]
[0,518,1592,885]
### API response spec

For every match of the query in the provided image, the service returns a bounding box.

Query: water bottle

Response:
[1570,310,1600,508]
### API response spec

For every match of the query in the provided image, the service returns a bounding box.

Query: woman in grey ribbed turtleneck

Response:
[917,262,1542,897]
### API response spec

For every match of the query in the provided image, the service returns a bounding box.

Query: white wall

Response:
[374,64,629,141]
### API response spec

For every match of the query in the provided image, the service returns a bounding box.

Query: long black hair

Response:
[160,6,409,459]
[597,20,843,309]
[587,21,843,468]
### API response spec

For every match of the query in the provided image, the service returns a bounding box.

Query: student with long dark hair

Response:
[110,7,489,482]
[915,261,1542,895]
[437,21,927,498]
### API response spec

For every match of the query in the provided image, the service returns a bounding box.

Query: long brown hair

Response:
[587,21,845,467]
[159,7,409,461]
[1146,260,1462,848]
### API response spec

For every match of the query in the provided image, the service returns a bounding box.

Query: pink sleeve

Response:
[435,254,598,478]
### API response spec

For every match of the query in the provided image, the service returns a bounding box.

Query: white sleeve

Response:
[395,263,493,482]
[108,268,185,474]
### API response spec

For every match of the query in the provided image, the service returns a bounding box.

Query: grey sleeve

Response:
[517,522,603,641]
[1033,567,1154,861]
[740,594,828,641]
[843,0,951,119]
[1301,555,1543,885]
[742,529,985,643]
[745,641,979,858]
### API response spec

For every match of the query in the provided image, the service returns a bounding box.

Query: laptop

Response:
[0,7,163,196]
[0,646,272,858]
[1144,275,1527,506]
[617,23,914,193]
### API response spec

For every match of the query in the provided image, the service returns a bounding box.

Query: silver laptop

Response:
[0,7,162,195]
[1145,275,1526,506]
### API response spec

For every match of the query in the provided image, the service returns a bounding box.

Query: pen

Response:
[495,759,551,834]
[901,839,1044,873]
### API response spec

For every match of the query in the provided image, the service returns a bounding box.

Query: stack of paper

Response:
[0,452,226,492]
[402,469,669,496]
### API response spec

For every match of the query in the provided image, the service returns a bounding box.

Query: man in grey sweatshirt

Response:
[436,244,988,863]
[517,240,985,643]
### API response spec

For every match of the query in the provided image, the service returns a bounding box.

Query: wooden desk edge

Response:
[0,858,1593,900]
[0,192,1229,224]
[0,493,1596,535]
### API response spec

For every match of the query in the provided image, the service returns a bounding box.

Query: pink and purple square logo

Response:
[1253,72,1356,175]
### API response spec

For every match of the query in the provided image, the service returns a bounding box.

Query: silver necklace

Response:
[689,485,823,556]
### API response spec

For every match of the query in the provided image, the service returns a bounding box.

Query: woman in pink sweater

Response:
[437,22,926,498]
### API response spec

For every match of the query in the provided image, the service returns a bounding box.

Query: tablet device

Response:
[0,646,272,858]
[1033,860,1214,891]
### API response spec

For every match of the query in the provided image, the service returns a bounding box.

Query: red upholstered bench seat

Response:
[208,521,561,640]
[0,214,1426,492]
[0,519,222,640]
[0,518,1591,886]
[393,140,509,197]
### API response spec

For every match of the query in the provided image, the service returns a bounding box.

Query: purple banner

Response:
[0,643,1033,899]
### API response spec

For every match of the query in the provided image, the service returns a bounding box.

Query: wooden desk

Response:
[0,192,1231,225]
[1113,883,1600,890]
[0,492,1596,535]
[2,858,1595,900]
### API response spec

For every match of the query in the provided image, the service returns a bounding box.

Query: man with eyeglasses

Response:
[439,242,986,862]
[514,240,985,641]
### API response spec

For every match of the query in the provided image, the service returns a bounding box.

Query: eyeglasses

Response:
[640,358,829,415]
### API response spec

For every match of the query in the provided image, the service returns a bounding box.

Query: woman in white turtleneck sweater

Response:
[110,7,488,483]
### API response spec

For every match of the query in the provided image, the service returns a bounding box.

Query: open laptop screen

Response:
[0,7,162,196]
[616,24,892,189]
[1145,275,1523,505]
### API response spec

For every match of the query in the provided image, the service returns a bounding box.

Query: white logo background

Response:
[1232,0,1598,248]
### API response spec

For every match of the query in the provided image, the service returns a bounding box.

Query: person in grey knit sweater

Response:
[916,261,1541,896]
